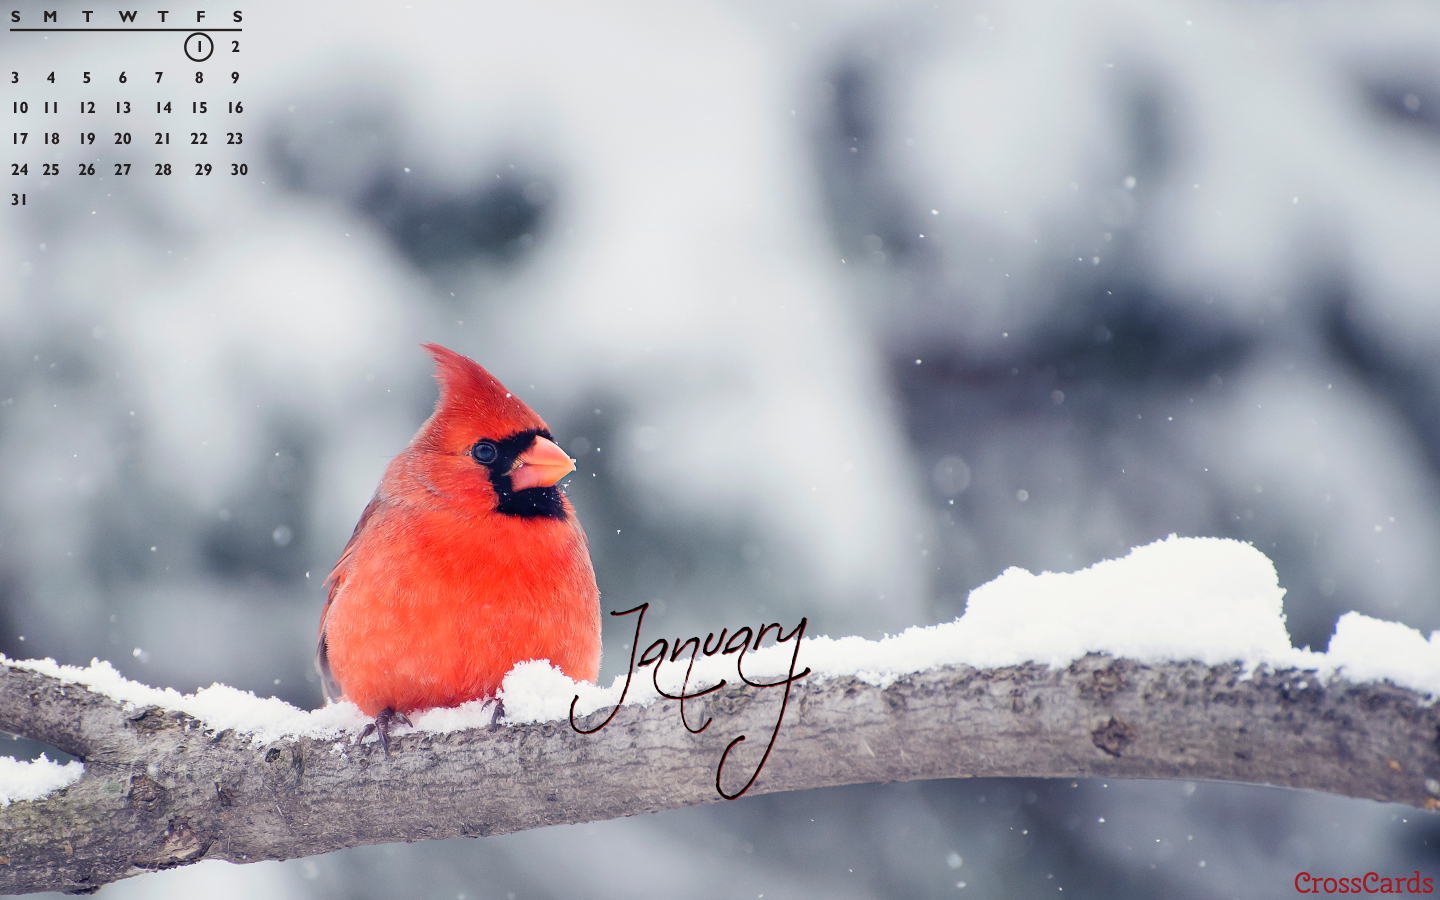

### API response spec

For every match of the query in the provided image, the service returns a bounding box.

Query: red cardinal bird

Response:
[316,344,600,751]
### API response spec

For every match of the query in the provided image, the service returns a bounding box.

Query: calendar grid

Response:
[6,6,249,208]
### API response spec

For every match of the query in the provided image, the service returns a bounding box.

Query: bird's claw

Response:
[361,707,412,756]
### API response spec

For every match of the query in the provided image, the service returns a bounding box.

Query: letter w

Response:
[119,10,137,22]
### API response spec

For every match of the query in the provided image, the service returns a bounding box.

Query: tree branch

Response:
[3,653,1439,894]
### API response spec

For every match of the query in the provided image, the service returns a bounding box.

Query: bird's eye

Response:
[471,440,498,465]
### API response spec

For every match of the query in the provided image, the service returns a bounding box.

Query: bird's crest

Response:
[417,344,548,450]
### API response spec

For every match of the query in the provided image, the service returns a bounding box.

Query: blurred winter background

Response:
[4,0,1440,896]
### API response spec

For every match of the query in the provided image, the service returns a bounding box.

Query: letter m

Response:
[43,10,56,21]
[119,10,137,21]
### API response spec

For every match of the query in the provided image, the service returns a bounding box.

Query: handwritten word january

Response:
[568,602,810,799]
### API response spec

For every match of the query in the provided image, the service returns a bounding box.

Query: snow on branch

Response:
[4,652,1440,895]
[4,537,1440,894]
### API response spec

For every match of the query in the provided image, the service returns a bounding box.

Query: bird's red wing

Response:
[315,491,384,703]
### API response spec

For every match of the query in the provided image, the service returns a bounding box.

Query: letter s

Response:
[233,10,242,21]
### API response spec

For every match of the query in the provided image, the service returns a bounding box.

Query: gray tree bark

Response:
[2,653,1438,894]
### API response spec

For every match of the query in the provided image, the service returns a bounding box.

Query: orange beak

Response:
[508,435,576,491]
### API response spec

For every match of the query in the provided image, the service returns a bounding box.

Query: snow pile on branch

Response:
[3,657,369,744]
[800,535,1297,681]
[498,536,1440,722]
[0,756,84,807]
[1324,613,1440,697]
[805,535,1440,693]
[7,536,1440,745]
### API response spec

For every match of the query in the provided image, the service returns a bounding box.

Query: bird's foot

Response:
[488,699,506,727]
[360,707,412,757]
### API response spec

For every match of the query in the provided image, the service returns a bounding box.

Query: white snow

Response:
[0,755,84,807]
[6,535,1440,806]
[498,535,1440,722]
[804,535,1304,678]
[1325,612,1440,695]
[0,658,369,745]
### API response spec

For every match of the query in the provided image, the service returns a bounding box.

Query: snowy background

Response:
[4,0,1440,896]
